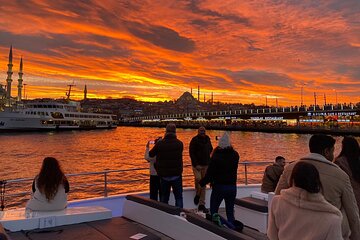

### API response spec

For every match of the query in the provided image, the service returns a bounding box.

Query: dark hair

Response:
[290,161,322,193]
[275,156,285,162]
[338,136,360,182]
[37,157,67,201]
[309,134,335,154]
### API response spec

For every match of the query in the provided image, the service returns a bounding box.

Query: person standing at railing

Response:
[149,123,184,208]
[145,137,162,201]
[261,156,285,193]
[276,134,360,240]
[199,132,240,230]
[26,157,70,211]
[189,126,213,213]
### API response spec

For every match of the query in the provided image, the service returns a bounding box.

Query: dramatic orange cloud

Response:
[0,0,359,105]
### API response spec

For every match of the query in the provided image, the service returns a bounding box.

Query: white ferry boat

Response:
[0,47,118,131]
[0,101,117,131]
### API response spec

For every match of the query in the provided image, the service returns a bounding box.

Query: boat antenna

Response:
[66,83,76,100]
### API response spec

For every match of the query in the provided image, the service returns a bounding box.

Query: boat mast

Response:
[66,83,76,100]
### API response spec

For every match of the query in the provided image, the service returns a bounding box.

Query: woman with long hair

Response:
[268,162,342,240]
[335,136,360,212]
[26,157,69,211]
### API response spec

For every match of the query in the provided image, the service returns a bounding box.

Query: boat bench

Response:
[234,192,272,234]
[185,212,255,240]
[0,206,112,232]
[125,195,251,240]
[125,194,181,215]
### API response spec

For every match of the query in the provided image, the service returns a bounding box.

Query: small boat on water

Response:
[0,100,118,131]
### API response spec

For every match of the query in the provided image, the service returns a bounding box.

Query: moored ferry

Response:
[0,101,117,131]
[0,47,117,131]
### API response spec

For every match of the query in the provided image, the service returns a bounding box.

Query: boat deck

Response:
[5,211,268,240]
[7,217,173,240]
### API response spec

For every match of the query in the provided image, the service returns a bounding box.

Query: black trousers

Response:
[150,175,161,201]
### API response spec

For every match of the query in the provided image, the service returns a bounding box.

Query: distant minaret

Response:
[6,46,13,99]
[203,93,205,103]
[190,87,192,95]
[211,92,214,105]
[197,85,200,101]
[276,97,278,108]
[84,84,87,100]
[17,57,23,101]
[324,93,326,105]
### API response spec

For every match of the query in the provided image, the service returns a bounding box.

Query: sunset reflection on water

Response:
[1,127,347,207]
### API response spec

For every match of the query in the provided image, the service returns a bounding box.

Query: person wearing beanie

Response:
[199,132,240,229]
[149,123,184,208]
[189,126,213,213]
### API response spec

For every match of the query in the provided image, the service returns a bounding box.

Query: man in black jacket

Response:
[149,123,184,208]
[189,126,213,212]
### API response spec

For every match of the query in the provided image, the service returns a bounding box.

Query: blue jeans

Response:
[160,176,183,208]
[210,184,237,224]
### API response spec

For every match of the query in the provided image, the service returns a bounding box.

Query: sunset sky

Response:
[0,0,359,106]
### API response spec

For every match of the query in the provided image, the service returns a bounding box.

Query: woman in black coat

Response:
[200,132,239,228]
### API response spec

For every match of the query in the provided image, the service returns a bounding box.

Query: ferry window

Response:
[65,114,69,117]
[51,112,64,119]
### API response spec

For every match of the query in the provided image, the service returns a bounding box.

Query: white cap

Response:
[218,132,231,148]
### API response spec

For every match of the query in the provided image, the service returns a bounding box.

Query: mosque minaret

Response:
[17,57,23,101]
[6,46,13,99]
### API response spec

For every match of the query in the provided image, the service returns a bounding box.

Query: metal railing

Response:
[1,161,274,209]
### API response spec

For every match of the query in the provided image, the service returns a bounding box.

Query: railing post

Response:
[244,163,248,185]
[104,171,108,197]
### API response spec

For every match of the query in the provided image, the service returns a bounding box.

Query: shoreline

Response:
[119,122,360,136]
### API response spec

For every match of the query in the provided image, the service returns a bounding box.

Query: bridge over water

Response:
[123,104,358,123]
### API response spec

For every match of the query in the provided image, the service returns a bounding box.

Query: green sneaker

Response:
[212,213,222,227]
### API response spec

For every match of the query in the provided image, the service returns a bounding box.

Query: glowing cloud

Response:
[0,0,359,105]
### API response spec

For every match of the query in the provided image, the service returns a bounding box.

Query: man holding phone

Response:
[149,124,184,208]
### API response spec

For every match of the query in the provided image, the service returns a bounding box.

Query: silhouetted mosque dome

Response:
[176,92,198,106]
